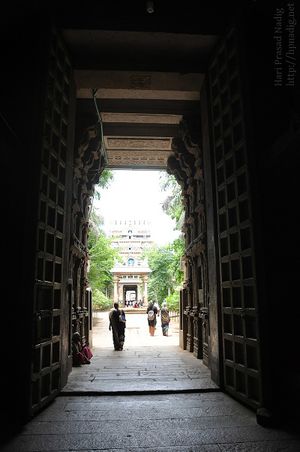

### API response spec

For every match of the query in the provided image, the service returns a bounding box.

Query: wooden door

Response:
[31,28,75,415]
[207,28,262,409]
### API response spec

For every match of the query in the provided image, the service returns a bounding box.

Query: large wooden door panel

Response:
[208,28,262,409]
[31,28,74,414]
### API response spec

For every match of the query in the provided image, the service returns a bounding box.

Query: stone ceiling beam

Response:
[102,123,178,138]
[101,113,182,124]
[106,149,172,154]
[75,70,204,92]
[104,137,172,150]
[77,88,200,101]
[106,163,168,170]
[76,98,200,116]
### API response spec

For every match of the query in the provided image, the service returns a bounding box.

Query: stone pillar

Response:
[143,276,148,305]
[113,277,118,303]
[118,283,123,305]
[137,283,140,302]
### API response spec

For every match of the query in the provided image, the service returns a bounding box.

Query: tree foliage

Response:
[145,246,174,303]
[170,237,185,284]
[94,169,114,199]
[87,230,119,293]
[159,172,184,229]
[89,169,113,235]
[92,288,112,311]
[143,172,185,310]
[166,291,180,313]
[144,241,184,305]
[89,208,104,237]
[87,168,118,310]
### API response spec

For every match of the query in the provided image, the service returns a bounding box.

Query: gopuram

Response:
[109,219,153,307]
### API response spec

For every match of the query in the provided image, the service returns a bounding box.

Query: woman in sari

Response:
[72,332,93,365]
[109,302,126,350]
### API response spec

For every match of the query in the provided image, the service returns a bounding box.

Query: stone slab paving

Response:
[62,346,218,393]
[3,313,299,450]
[2,393,300,451]
[63,312,217,393]
[92,311,181,349]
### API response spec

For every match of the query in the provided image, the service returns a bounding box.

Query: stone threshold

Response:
[59,387,221,397]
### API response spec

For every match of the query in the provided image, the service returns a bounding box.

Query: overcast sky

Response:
[94,170,180,245]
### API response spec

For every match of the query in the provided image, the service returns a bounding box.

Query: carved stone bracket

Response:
[186,234,206,258]
[184,306,192,316]
[69,123,107,342]
[179,120,202,158]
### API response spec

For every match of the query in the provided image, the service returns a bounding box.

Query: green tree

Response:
[170,237,184,285]
[159,172,184,229]
[166,291,180,313]
[144,241,184,305]
[96,168,114,192]
[87,168,117,310]
[87,230,119,293]
[89,208,104,237]
[92,288,112,311]
[145,246,174,303]
[142,172,185,311]
[89,169,114,235]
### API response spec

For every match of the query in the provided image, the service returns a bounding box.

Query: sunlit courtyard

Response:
[92,311,180,349]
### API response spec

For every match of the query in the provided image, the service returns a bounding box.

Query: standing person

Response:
[147,301,158,336]
[118,307,126,350]
[160,301,170,336]
[109,302,126,350]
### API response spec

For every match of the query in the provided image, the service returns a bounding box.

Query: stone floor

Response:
[2,313,300,451]
[62,346,218,394]
[91,310,181,349]
[63,312,217,393]
[3,392,300,451]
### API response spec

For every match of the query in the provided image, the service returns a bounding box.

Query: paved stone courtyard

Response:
[63,312,217,393]
[2,312,300,451]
